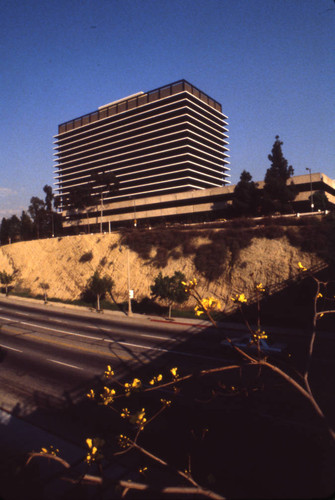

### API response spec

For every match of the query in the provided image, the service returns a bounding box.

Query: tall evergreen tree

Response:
[43,184,61,237]
[20,211,34,241]
[263,136,295,214]
[233,170,261,217]
[0,218,9,245]
[8,215,21,241]
[28,196,47,238]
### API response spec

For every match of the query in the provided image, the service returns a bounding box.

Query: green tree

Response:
[263,136,295,214]
[43,185,56,237]
[65,185,93,233]
[0,216,22,244]
[311,190,329,212]
[20,211,34,241]
[84,271,114,312]
[151,271,188,319]
[233,170,261,216]
[0,271,14,296]
[0,218,9,245]
[28,196,47,239]
[8,215,21,242]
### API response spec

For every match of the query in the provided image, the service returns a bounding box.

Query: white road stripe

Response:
[103,339,169,352]
[47,359,83,370]
[139,333,170,340]
[104,338,225,362]
[18,321,102,340]
[0,343,23,352]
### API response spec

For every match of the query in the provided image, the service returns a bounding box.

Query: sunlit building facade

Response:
[54,80,230,227]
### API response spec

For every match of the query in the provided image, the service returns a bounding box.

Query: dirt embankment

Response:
[0,233,323,308]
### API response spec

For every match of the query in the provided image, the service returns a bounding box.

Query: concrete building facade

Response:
[54,80,230,220]
[61,172,335,230]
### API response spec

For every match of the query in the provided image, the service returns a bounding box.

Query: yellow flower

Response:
[319,313,324,318]
[100,386,116,405]
[104,365,115,379]
[40,446,59,456]
[160,398,172,407]
[118,434,130,449]
[182,278,198,292]
[298,262,307,272]
[85,438,99,464]
[136,408,147,429]
[139,466,148,474]
[195,297,221,316]
[170,367,178,378]
[120,408,130,419]
[256,283,265,292]
[149,374,163,385]
[317,293,323,299]
[87,389,95,399]
[132,378,141,389]
[232,293,247,303]
[253,328,268,341]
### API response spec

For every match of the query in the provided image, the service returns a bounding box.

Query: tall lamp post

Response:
[306,168,314,212]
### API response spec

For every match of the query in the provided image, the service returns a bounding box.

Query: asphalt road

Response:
[0,297,230,413]
[0,295,334,500]
[0,296,334,427]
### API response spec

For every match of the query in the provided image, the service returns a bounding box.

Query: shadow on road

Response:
[0,302,334,499]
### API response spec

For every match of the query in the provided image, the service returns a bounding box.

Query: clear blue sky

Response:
[1,0,334,218]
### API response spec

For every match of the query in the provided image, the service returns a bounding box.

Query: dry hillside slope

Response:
[0,233,324,309]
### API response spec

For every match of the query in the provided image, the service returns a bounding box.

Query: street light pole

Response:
[100,191,103,233]
[306,168,314,212]
[127,249,132,316]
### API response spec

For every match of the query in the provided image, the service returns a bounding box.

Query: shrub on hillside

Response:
[194,242,228,281]
[79,251,93,263]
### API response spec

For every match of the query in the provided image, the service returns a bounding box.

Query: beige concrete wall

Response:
[63,172,334,227]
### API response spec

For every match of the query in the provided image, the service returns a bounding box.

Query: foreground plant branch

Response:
[31,263,334,498]
[183,266,335,440]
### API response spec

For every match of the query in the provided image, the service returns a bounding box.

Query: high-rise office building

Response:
[54,80,230,221]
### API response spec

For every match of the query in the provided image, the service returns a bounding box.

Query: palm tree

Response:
[90,171,119,233]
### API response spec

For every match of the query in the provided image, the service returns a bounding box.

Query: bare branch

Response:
[118,479,226,499]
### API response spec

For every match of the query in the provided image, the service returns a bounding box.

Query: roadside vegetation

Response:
[13,263,335,499]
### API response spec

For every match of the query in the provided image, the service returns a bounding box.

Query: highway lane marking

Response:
[17,321,102,340]
[104,339,169,352]
[103,338,227,362]
[47,359,83,370]
[139,333,171,340]
[0,315,14,321]
[0,343,23,352]
[22,333,132,361]
[1,314,178,342]
[3,317,173,345]
[1,317,223,363]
